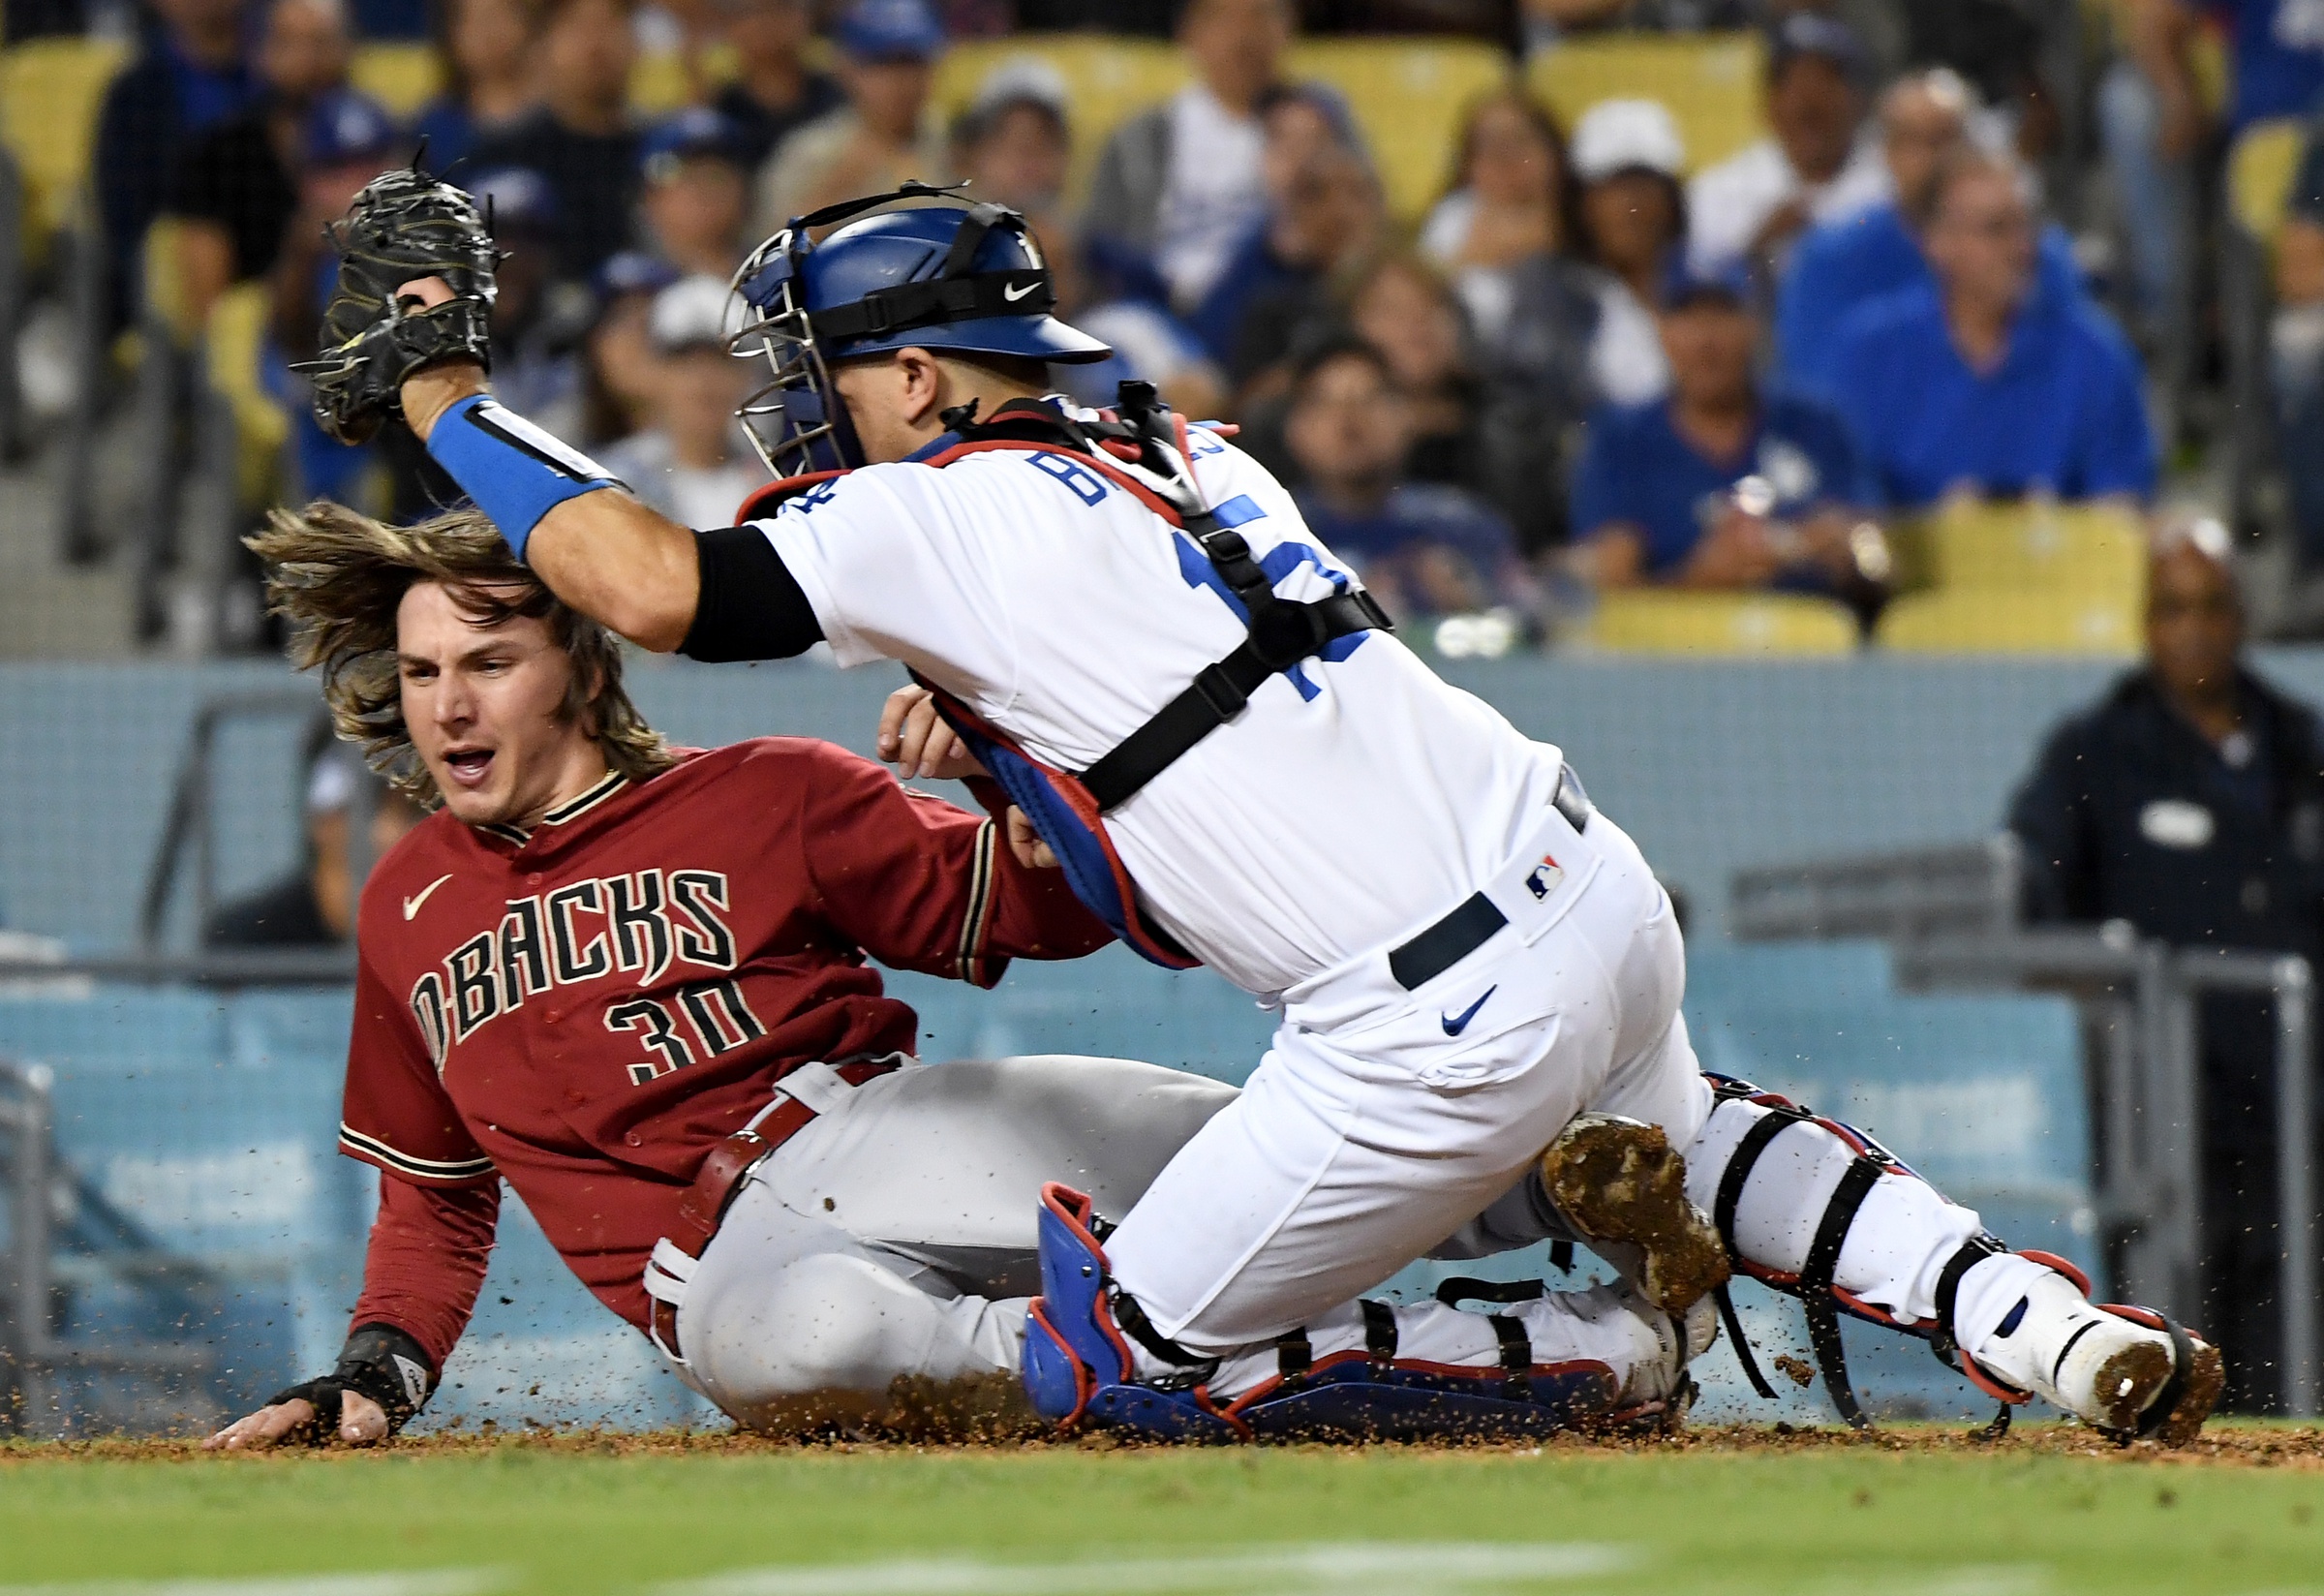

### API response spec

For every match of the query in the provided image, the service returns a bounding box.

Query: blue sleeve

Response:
[1800,401,1875,510]
[1569,410,1632,538]
[1773,234,1839,400]
[2034,224,2087,303]
[1822,315,1897,508]
[2069,315,2160,500]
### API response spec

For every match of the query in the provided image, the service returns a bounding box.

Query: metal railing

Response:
[1,1057,211,1437]
[1733,841,2322,1417]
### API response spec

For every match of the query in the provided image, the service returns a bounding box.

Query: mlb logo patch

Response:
[1526,855,1564,900]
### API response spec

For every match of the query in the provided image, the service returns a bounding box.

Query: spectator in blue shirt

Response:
[1572,278,1876,598]
[1828,150,2157,511]
[93,0,262,331]
[1286,335,1534,627]
[1778,68,2086,402]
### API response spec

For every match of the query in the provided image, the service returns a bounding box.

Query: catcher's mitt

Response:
[294,166,501,445]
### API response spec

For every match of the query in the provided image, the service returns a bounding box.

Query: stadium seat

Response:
[138,216,199,347]
[202,282,289,509]
[1285,39,1511,222]
[933,36,1187,207]
[1579,589,1857,655]
[1916,500,2148,596]
[1528,32,1765,175]
[350,42,443,119]
[0,37,130,259]
[2228,117,2306,250]
[1875,589,2139,654]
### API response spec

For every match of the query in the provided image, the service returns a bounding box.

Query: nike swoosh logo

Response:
[1441,985,1497,1037]
[402,874,453,920]
[1002,280,1037,301]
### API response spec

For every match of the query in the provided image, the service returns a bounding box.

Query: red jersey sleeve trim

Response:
[957,817,1002,988]
[339,1123,498,1184]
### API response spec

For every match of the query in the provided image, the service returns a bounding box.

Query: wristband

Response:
[264,1322,437,1443]
[424,394,622,560]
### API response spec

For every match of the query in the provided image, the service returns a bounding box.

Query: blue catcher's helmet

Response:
[728,183,1112,478]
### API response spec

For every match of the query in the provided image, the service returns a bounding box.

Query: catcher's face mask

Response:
[727,181,1110,480]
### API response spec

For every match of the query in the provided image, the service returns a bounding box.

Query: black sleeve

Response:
[680,525,826,662]
[2006,722,2095,924]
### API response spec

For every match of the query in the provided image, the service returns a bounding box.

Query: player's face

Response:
[396,581,607,829]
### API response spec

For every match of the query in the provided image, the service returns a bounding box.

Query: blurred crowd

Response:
[57,0,2324,642]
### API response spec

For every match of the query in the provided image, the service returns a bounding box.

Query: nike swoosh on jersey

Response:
[402,874,454,920]
[1441,985,1497,1036]
[1002,280,1037,301]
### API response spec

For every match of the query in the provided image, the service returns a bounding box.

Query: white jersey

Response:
[753,426,1565,1000]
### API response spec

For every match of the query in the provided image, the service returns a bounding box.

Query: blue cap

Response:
[1663,254,1753,308]
[465,166,559,232]
[593,249,681,301]
[1768,12,1867,80]
[835,0,944,62]
[304,89,400,168]
[638,107,748,180]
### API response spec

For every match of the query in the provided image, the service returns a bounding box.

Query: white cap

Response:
[649,273,742,353]
[1570,98,1686,182]
[968,53,1071,124]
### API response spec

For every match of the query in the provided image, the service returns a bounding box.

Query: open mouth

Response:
[441,746,495,789]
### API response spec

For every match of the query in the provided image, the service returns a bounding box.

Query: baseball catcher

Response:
[276,169,2222,1446]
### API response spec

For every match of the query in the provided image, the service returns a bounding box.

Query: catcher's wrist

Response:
[402,361,490,441]
[425,395,625,560]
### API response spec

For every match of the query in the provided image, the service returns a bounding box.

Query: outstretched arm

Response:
[400,354,704,652]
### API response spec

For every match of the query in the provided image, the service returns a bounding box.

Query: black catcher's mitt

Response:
[295,166,501,445]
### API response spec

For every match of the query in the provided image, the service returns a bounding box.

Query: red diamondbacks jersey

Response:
[340,737,1110,1331]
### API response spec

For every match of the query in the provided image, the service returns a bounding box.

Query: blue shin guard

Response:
[1024,1183,1667,1444]
[1023,1182,1242,1440]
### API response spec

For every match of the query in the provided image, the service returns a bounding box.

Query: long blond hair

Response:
[247,501,676,809]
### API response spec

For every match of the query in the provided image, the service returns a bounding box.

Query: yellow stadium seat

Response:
[1876,589,2140,655]
[350,42,442,118]
[2229,116,2306,247]
[0,37,130,255]
[202,281,289,509]
[933,36,1187,207]
[1580,589,1857,655]
[1917,500,2148,595]
[138,215,199,345]
[1529,32,1765,175]
[628,45,745,118]
[1286,39,1511,222]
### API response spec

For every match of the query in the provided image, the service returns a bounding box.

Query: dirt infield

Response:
[10,1418,2324,1467]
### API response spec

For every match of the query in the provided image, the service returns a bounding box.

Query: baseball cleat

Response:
[1539,1113,1729,1313]
[1970,1267,2223,1446]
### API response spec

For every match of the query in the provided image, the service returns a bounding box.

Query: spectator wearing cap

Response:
[1685,13,1887,286]
[471,0,642,284]
[203,735,423,950]
[1285,336,1534,629]
[410,0,545,176]
[950,58,1073,221]
[638,108,751,279]
[1827,149,2155,511]
[94,0,262,332]
[1777,68,2086,403]
[1086,0,1300,314]
[753,0,951,233]
[714,0,843,171]
[601,275,768,530]
[1569,97,1688,407]
[1193,88,1382,388]
[580,251,678,445]
[163,0,382,332]
[1572,275,1876,597]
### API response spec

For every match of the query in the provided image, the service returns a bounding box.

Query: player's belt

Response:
[1386,764,1594,992]
[651,1057,902,1356]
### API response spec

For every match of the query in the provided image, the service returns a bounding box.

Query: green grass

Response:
[4,1428,2324,1594]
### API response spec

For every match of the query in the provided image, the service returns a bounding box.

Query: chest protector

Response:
[737,383,1394,968]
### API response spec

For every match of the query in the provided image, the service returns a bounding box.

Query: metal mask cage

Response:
[725,227,854,482]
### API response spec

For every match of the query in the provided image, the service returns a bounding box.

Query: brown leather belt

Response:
[650,1057,900,1358]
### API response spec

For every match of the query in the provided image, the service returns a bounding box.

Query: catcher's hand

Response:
[294,166,501,445]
